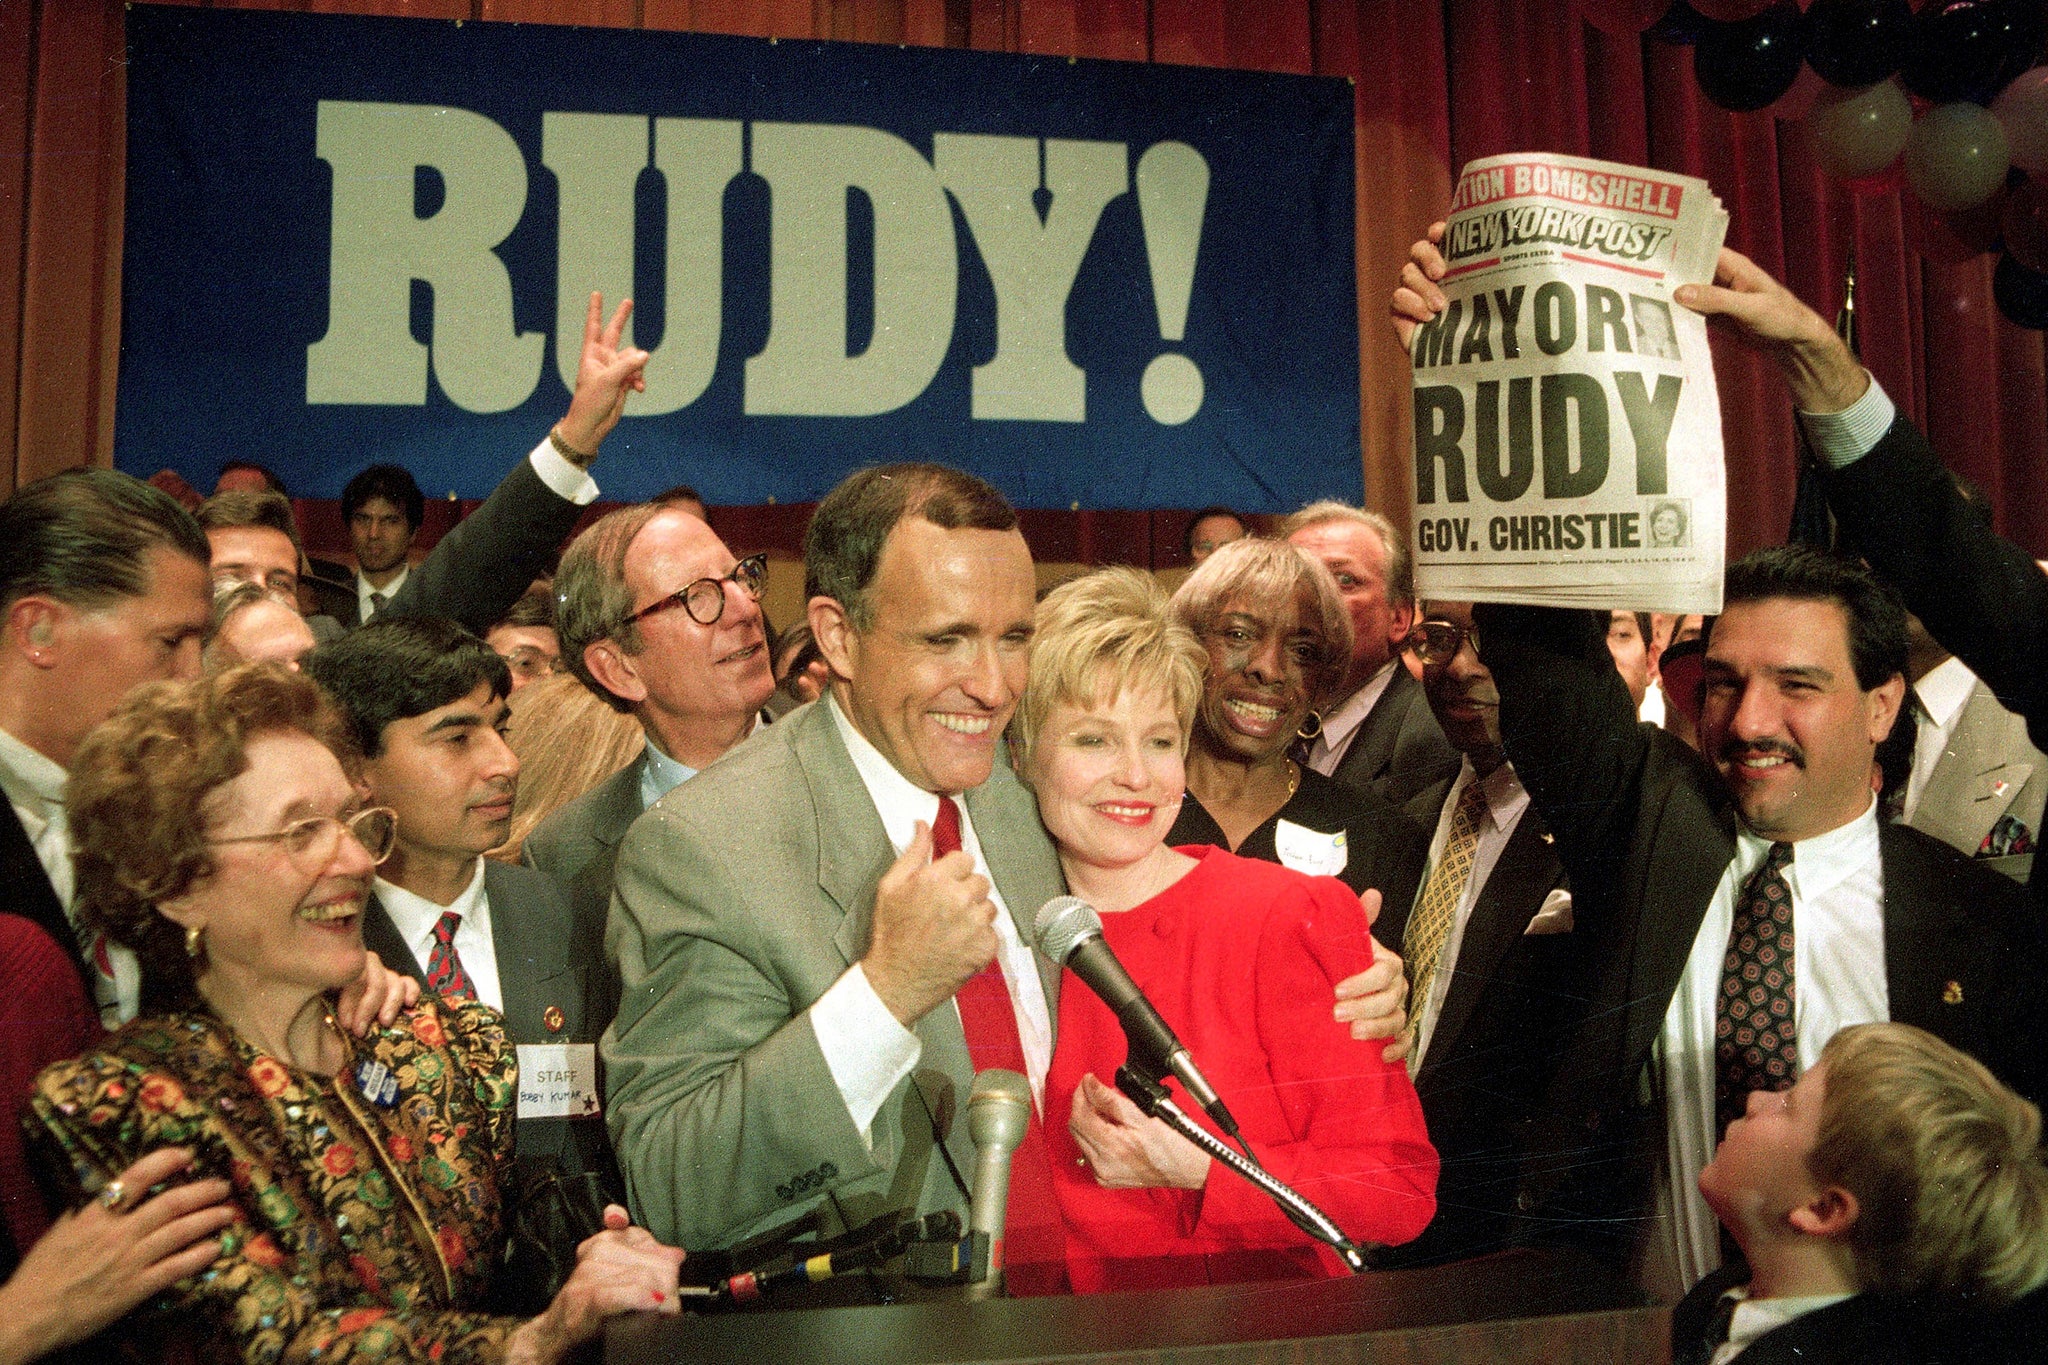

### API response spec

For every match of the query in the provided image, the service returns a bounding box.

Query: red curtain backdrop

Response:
[4,0,2043,561]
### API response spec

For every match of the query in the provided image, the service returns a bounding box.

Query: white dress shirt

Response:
[1409,756,1533,1069]
[1903,655,1977,824]
[1306,659,1398,776]
[1646,801,1887,1301]
[808,696,1054,1145]
[0,725,137,1025]
[1709,1286,1856,1365]
[353,440,599,621]
[1799,375,1897,470]
[355,563,410,622]
[373,859,503,1013]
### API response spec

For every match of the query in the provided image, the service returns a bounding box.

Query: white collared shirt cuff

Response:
[1798,374,1895,469]
[527,439,600,506]
[810,963,922,1147]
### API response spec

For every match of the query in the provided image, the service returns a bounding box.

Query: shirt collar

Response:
[1914,655,1976,729]
[639,738,700,811]
[1737,797,1879,903]
[357,564,410,610]
[374,858,489,955]
[1723,1286,1857,1354]
[0,723,68,815]
[1322,659,1399,747]
[827,693,953,851]
[1466,756,1531,832]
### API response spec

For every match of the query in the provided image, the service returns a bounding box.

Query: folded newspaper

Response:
[1408,153,1729,615]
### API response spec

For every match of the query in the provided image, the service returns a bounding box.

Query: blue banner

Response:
[117,6,1360,511]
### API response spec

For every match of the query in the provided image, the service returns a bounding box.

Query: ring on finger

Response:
[98,1179,127,1212]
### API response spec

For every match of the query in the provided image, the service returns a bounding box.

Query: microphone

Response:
[1033,896,1241,1140]
[965,1069,1031,1292]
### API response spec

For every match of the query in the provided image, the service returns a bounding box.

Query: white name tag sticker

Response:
[1274,819,1349,879]
[516,1043,600,1120]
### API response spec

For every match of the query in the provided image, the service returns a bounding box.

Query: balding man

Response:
[1284,502,1459,804]
[521,503,778,932]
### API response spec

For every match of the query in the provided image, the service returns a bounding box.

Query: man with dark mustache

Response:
[1367,601,1572,1269]
[1469,553,2048,1302]
[307,617,619,1309]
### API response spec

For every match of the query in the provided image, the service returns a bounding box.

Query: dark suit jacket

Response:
[1478,605,2048,1263]
[1327,665,1463,806]
[360,860,617,1205]
[1371,767,1574,1266]
[304,454,584,636]
[1824,414,2048,918]
[0,802,89,999]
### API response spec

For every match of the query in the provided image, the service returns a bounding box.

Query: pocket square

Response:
[1523,888,1574,935]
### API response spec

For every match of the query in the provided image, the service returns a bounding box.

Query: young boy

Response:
[1675,1022,2048,1364]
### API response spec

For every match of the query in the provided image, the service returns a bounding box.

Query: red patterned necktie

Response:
[425,910,478,1004]
[932,795,1064,1291]
[1715,841,1796,1135]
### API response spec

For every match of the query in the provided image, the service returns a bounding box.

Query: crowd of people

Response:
[1,240,2046,1364]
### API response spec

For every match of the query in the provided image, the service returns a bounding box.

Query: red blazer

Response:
[1044,846,1438,1292]
[1,912,102,1257]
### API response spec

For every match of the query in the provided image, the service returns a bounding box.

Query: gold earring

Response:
[1296,710,1324,742]
[184,924,204,960]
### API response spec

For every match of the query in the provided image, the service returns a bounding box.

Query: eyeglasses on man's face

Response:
[207,805,398,875]
[622,554,768,629]
[1404,619,1480,667]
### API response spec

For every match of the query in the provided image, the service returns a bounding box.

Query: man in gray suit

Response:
[1284,502,1460,805]
[604,464,1066,1264]
[306,618,619,1310]
[521,502,778,923]
[1901,615,2045,883]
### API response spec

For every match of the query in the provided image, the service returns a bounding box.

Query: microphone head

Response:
[967,1069,1031,1152]
[1034,895,1103,966]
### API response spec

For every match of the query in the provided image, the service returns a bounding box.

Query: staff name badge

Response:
[516,1043,600,1120]
[1274,820,1349,879]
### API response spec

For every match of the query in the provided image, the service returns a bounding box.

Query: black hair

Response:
[304,616,511,758]
[1182,505,1249,558]
[0,468,211,614]
[1723,545,1907,692]
[341,464,426,531]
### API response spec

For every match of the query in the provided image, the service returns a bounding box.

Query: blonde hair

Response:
[1169,537,1354,705]
[1812,1022,2048,1307]
[1278,500,1413,607]
[489,671,646,862]
[1009,567,1207,780]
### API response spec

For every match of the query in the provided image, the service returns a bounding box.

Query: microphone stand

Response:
[1114,1065,1368,1274]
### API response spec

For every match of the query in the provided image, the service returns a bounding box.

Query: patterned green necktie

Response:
[1404,779,1490,1058]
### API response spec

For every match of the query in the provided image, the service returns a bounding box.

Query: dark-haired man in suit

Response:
[1370,601,1572,1267]
[306,618,617,1308]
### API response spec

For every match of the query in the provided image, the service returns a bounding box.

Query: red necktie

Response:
[932,796,1066,1292]
[425,910,478,1004]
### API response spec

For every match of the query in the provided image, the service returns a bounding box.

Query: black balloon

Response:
[1995,251,2048,328]
[1805,0,1913,87]
[1901,0,2046,105]
[1651,1,1711,44]
[1695,1,1809,111]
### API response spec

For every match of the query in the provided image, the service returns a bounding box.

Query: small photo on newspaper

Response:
[1408,153,1729,615]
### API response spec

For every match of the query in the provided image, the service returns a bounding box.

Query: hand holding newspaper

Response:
[1408,153,1729,614]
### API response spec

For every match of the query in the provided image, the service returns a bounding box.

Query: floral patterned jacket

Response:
[25,997,522,1364]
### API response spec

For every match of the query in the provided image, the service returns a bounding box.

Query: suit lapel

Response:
[1623,788,1738,1070]
[485,862,570,1043]
[360,891,425,982]
[585,758,648,853]
[0,801,91,995]
[965,751,1066,1009]
[1422,810,1564,1082]
[1917,685,2031,854]
[786,705,898,970]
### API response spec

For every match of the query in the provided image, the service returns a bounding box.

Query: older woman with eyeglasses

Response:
[24,665,685,1364]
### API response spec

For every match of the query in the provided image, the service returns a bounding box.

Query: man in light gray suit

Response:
[603,464,1065,1261]
[521,502,779,924]
[1901,617,2045,884]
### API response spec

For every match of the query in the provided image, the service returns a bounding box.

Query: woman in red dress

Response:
[1011,567,1438,1293]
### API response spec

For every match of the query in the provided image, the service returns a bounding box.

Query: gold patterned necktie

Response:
[1715,841,1797,1136]
[1404,778,1491,1059]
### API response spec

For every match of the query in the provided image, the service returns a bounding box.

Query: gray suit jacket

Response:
[523,753,645,945]
[603,699,1065,1252]
[1327,666,1462,806]
[1909,679,2045,884]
